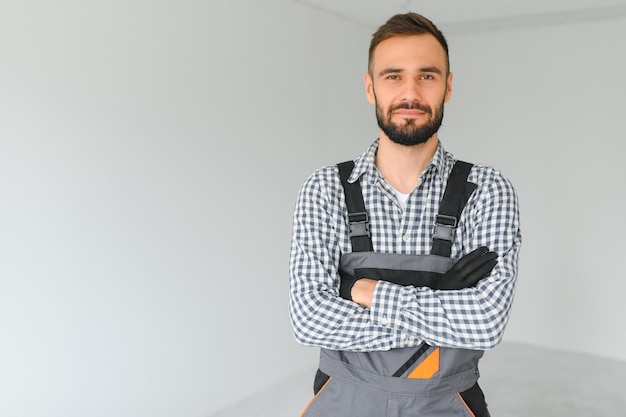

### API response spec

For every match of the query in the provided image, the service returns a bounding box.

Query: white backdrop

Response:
[1,1,625,416]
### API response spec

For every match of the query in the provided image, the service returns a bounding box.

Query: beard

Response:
[375,96,445,147]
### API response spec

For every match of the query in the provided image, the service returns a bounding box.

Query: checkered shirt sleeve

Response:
[289,141,521,351]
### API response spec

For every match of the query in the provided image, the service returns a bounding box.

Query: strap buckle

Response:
[433,214,457,241]
[348,212,370,238]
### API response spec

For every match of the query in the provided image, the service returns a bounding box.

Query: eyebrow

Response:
[419,66,444,75]
[378,66,444,77]
[378,68,403,77]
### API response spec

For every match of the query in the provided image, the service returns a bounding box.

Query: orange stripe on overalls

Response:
[408,347,440,379]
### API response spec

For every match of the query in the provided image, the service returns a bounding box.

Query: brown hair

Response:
[368,13,450,74]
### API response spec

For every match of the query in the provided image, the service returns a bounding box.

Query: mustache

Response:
[390,102,432,114]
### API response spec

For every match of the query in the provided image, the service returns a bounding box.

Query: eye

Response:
[420,74,435,80]
[386,74,400,80]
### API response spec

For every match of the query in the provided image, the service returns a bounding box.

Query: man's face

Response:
[365,34,453,146]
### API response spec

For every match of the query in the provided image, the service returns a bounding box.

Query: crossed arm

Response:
[289,169,521,351]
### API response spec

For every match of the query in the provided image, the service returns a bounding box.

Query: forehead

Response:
[371,34,448,73]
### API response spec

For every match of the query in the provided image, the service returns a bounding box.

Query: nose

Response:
[400,77,423,103]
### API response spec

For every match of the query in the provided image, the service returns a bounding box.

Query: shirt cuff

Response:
[370,280,408,329]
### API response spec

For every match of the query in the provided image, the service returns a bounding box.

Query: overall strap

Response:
[337,161,373,252]
[431,161,478,257]
[337,159,477,256]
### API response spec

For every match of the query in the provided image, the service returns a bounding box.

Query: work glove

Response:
[339,274,359,300]
[434,246,498,290]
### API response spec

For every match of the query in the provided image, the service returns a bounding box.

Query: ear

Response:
[444,72,453,103]
[364,73,376,105]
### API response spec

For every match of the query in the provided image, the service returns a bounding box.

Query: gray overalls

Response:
[301,160,491,417]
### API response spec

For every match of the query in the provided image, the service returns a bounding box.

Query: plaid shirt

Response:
[289,140,521,351]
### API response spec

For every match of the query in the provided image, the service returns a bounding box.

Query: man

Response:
[289,12,521,417]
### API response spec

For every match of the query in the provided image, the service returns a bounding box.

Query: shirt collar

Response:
[349,139,455,184]
[348,140,378,183]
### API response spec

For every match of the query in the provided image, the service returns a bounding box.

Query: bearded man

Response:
[289,12,522,417]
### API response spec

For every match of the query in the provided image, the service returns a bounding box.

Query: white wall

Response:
[0,1,372,416]
[443,17,626,362]
[2,1,625,416]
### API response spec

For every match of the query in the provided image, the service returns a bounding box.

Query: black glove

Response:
[339,274,359,300]
[434,246,498,290]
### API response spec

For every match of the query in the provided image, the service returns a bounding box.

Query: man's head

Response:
[365,13,452,147]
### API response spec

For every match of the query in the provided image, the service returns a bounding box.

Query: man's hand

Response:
[435,246,498,290]
[350,278,377,308]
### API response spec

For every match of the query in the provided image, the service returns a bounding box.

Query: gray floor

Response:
[211,342,626,416]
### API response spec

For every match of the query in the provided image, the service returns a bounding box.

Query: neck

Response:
[375,134,439,194]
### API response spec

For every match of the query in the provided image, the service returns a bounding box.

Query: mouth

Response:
[391,103,431,120]
[393,109,427,119]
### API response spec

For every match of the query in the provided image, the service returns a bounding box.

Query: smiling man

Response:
[289,12,521,417]
[369,34,450,148]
